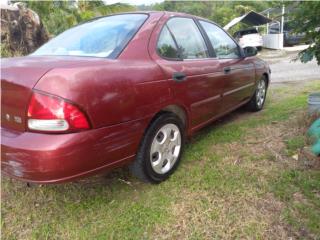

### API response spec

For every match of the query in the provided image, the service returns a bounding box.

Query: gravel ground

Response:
[258,47,320,84]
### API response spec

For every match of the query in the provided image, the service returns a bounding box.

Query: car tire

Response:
[247,75,268,112]
[129,113,185,183]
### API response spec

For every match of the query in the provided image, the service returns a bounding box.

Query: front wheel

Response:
[247,76,268,112]
[129,113,185,183]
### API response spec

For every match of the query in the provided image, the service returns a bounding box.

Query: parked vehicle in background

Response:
[284,31,307,46]
[233,28,263,50]
[269,22,307,46]
[1,12,270,184]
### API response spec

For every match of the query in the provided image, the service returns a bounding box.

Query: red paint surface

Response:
[1,12,270,183]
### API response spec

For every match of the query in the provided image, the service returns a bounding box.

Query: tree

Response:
[1,0,136,57]
[152,1,273,34]
[1,2,49,57]
[290,1,320,65]
[22,0,135,36]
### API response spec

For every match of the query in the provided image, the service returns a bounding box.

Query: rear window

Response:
[239,29,258,36]
[32,14,148,59]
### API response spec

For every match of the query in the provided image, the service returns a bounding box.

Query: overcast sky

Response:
[103,0,164,5]
[1,0,164,6]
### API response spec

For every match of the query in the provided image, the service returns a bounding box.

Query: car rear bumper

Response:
[239,38,263,48]
[1,118,149,183]
[240,42,263,48]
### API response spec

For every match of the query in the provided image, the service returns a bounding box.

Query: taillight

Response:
[27,92,90,133]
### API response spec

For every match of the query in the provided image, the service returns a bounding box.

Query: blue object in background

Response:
[308,118,320,156]
[308,93,320,115]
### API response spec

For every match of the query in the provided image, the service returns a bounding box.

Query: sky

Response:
[1,0,164,6]
[103,0,164,6]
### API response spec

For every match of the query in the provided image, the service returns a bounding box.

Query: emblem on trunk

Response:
[5,114,22,124]
[14,116,22,124]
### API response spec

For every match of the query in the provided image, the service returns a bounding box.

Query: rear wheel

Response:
[129,113,185,183]
[247,76,267,112]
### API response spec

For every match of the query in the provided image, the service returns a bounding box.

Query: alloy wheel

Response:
[150,123,181,174]
[256,79,266,108]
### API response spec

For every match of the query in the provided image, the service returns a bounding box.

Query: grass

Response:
[285,136,306,155]
[2,80,320,240]
[272,170,320,236]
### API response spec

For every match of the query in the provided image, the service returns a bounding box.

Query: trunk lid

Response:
[1,56,115,132]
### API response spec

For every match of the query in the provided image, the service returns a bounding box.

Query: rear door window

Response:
[166,17,209,59]
[199,20,240,59]
[157,25,179,59]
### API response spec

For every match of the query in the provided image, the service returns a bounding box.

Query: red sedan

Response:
[1,12,270,184]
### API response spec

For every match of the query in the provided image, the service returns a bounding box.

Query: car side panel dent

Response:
[34,60,170,128]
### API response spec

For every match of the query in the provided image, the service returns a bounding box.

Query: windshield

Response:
[32,14,148,58]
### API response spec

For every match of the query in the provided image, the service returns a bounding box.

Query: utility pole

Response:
[281,4,285,33]
[266,12,269,34]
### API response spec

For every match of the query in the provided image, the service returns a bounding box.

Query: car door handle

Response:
[173,72,186,82]
[223,67,231,74]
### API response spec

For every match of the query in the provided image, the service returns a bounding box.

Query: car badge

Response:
[14,116,22,124]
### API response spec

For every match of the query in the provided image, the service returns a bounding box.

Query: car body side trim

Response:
[191,94,221,108]
[190,97,251,134]
[223,82,255,96]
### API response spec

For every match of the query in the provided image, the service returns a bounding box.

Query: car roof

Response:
[84,11,222,29]
[120,11,200,18]
[90,11,210,21]
[147,11,221,26]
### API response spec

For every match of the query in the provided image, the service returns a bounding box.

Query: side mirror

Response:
[243,46,258,57]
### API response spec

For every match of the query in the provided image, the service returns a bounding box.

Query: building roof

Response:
[224,11,272,30]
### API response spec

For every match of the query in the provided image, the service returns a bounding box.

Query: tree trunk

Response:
[1,2,49,56]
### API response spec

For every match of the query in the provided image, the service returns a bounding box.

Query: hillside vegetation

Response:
[1,0,275,58]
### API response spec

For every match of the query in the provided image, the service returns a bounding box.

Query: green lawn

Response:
[2,80,320,240]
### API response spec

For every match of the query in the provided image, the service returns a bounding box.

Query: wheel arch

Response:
[147,104,189,134]
[262,72,270,87]
[161,104,188,128]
